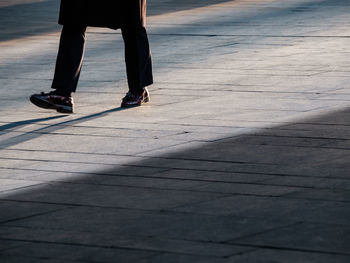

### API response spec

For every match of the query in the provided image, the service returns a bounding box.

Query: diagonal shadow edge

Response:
[1,106,350,177]
[0,115,67,132]
[0,0,345,43]
[0,0,237,42]
[0,106,349,259]
[1,106,350,193]
[0,107,129,149]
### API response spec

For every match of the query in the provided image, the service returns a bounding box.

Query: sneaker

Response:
[121,87,150,108]
[30,91,74,113]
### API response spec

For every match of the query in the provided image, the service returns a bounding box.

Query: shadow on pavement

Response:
[2,0,339,42]
[0,0,235,42]
[0,0,60,42]
[0,107,129,149]
[0,107,349,262]
[0,115,66,132]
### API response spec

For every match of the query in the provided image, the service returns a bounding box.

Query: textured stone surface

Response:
[1,0,350,262]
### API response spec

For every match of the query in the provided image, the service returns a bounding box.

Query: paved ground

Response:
[1,0,350,262]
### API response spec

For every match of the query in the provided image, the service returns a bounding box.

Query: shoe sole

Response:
[30,95,73,113]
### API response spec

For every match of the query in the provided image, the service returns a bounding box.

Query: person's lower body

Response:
[51,25,87,97]
[121,24,153,107]
[30,23,153,113]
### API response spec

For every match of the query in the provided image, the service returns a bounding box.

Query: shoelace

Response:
[125,92,140,99]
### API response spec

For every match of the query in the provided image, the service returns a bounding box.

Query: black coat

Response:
[58,0,146,29]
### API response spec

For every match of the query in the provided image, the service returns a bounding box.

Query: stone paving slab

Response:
[1,0,350,262]
[0,225,251,257]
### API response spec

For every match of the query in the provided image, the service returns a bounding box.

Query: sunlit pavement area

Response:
[1,0,350,262]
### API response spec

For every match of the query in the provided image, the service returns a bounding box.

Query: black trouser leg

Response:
[51,25,87,96]
[122,25,153,95]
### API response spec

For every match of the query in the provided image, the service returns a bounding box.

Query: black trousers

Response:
[51,25,153,96]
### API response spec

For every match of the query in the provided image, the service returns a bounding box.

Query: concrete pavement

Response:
[1,0,350,262]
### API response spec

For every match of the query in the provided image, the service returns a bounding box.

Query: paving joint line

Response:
[2,164,346,190]
[0,206,74,225]
[0,237,235,259]
[227,242,350,257]
[224,221,304,244]
[2,161,350,181]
